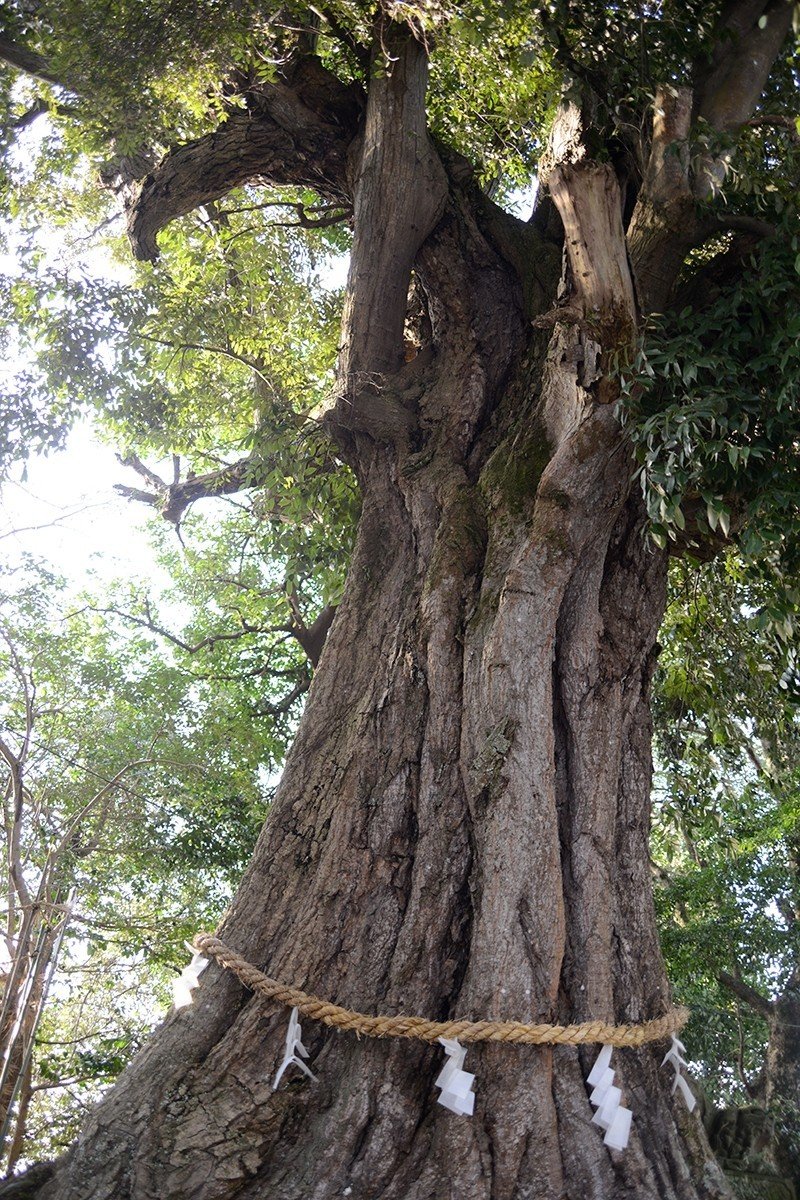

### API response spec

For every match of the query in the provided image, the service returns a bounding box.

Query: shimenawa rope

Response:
[192,933,689,1048]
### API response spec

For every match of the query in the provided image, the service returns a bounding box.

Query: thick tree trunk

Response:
[1,2,794,1194]
[19,194,731,1198]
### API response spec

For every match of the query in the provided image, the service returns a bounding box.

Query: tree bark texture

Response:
[14,7,792,1195]
[27,184,729,1200]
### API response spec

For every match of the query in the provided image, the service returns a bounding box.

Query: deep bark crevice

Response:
[13,10,798,1194]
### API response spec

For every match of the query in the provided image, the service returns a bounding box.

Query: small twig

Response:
[79,603,279,656]
[251,675,311,718]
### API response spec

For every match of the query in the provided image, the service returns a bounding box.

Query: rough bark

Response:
[8,6,795,1196]
[17,134,730,1200]
[766,989,800,1184]
[0,35,62,86]
[127,58,362,261]
[718,971,800,1184]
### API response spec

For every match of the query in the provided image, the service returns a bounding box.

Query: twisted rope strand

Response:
[193,934,689,1048]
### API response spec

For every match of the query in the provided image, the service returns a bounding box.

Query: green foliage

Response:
[1,0,309,155]
[427,0,558,190]
[1,0,800,1169]
[0,558,270,1155]
[653,558,799,1109]
[536,0,718,94]
[619,213,800,572]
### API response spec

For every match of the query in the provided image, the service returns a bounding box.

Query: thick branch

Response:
[84,605,273,656]
[115,457,257,524]
[286,591,337,667]
[695,0,795,134]
[0,35,62,87]
[116,453,166,493]
[628,0,791,312]
[626,86,696,314]
[718,971,775,1019]
[332,22,447,438]
[128,57,361,261]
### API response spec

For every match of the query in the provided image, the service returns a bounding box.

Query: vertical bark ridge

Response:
[28,77,741,1200]
[33,359,732,1200]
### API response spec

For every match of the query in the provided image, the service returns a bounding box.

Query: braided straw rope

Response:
[193,934,689,1048]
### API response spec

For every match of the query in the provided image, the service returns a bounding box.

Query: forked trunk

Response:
[10,15,772,1190]
[25,220,730,1197]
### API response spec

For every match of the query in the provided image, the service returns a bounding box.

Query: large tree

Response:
[1,2,799,1197]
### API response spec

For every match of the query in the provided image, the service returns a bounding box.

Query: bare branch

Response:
[252,674,311,718]
[628,5,792,310]
[114,456,260,524]
[160,463,251,521]
[116,453,166,493]
[113,485,160,507]
[0,503,107,543]
[83,604,283,656]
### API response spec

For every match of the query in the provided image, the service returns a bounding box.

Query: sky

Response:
[0,424,168,590]
[0,135,534,603]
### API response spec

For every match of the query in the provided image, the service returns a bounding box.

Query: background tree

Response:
[652,559,800,1187]
[0,560,270,1174]
[0,2,798,1198]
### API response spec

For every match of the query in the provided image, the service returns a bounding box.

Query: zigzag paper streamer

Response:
[173,944,210,1010]
[435,1038,476,1116]
[273,1006,317,1090]
[661,1035,696,1112]
[586,1043,632,1151]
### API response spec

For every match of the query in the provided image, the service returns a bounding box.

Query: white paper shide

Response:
[273,1006,318,1090]
[662,1035,696,1112]
[173,944,210,1010]
[435,1038,476,1116]
[586,1043,632,1152]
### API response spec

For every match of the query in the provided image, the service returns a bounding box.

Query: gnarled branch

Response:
[127,57,362,261]
[115,455,257,524]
